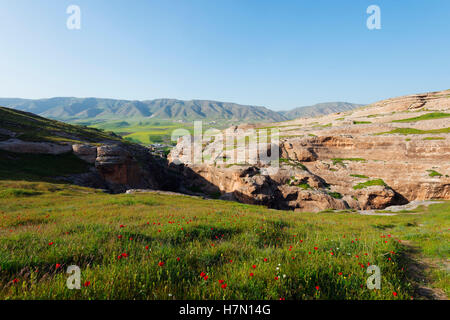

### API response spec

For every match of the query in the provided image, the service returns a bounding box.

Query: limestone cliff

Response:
[169,89,450,211]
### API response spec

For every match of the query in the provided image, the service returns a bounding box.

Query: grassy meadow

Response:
[0,180,448,300]
[73,119,238,145]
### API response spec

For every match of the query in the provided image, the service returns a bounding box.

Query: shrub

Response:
[327,192,343,199]
[427,170,443,177]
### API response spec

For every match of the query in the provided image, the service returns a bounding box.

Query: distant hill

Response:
[279,102,364,119]
[0,98,363,123]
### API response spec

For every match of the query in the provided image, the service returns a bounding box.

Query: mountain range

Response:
[0,97,364,123]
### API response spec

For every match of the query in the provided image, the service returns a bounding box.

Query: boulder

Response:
[354,185,397,210]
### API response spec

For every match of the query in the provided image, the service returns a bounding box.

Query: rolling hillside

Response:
[0,106,123,144]
[0,97,363,122]
[280,102,364,119]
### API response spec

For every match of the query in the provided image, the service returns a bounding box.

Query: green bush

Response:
[353,179,387,190]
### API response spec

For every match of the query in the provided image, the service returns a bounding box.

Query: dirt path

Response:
[401,240,448,300]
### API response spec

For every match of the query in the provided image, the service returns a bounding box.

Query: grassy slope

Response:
[0,150,90,181]
[0,106,124,144]
[375,127,450,136]
[0,180,448,300]
[392,112,450,123]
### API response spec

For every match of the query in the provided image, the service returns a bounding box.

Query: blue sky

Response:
[0,0,449,110]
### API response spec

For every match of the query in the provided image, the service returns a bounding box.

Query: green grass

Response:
[353,179,387,190]
[350,174,369,179]
[313,123,332,128]
[0,150,90,181]
[86,119,233,145]
[375,127,450,136]
[279,158,307,170]
[423,137,445,140]
[353,121,372,125]
[0,188,42,198]
[0,180,448,300]
[427,170,443,177]
[392,112,450,123]
[332,158,366,166]
[296,183,312,190]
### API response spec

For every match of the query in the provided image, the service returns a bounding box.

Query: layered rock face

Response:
[169,90,450,211]
[71,143,179,193]
[0,139,72,154]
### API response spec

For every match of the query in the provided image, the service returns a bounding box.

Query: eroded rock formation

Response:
[169,89,450,211]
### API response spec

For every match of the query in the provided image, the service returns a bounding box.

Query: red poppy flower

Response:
[249,273,254,277]
[314,247,318,250]
[48,242,54,246]
[201,272,206,277]
[338,272,343,276]
[263,258,268,262]
[221,284,227,289]
[218,280,224,284]
[12,278,19,284]
[393,292,397,297]
[203,275,209,280]
[315,286,320,291]
[119,225,125,228]
[83,281,90,287]
[121,253,128,258]
[274,276,279,280]
[252,265,256,269]
[118,235,122,239]
[55,263,61,269]
[145,245,149,250]
[176,257,180,261]
[158,261,164,267]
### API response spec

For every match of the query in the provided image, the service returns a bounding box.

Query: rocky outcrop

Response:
[281,140,317,162]
[0,138,72,154]
[354,185,398,210]
[169,89,450,212]
[93,144,154,192]
[0,137,180,194]
[72,144,97,164]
